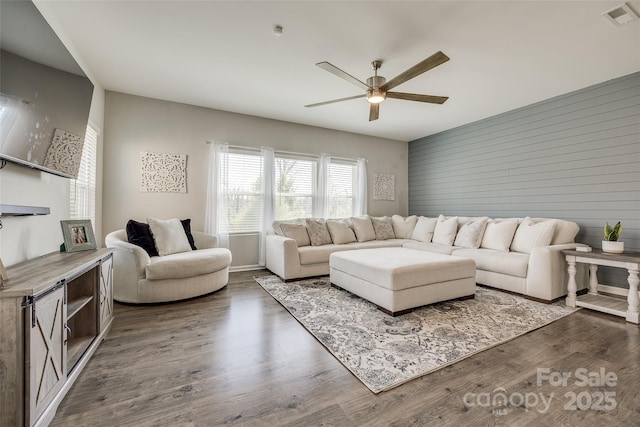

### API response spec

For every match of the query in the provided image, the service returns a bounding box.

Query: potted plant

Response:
[602,221,624,253]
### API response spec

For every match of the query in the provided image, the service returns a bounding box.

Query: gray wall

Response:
[103,91,408,268]
[409,72,640,288]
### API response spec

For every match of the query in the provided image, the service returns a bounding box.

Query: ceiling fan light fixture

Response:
[367,89,386,104]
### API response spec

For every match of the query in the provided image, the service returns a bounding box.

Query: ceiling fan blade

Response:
[381,51,449,91]
[369,103,379,121]
[316,61,371,91]
[386,92,449,104]
[304,94,366,108]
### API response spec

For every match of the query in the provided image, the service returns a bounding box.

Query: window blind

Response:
[225,150,264,233]
[70,125,97,225]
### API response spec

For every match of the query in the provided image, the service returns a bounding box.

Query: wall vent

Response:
[603,3,639,26]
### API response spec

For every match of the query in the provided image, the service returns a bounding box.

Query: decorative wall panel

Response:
[140,151,187,193]
[373,173,395,200]
[43,129,83,177]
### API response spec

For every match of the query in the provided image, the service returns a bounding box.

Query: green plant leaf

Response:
[604,221,622,241]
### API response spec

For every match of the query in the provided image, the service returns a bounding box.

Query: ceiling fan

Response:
[305,51,450,121]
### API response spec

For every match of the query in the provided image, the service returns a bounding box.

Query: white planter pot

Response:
[602,241,624,254]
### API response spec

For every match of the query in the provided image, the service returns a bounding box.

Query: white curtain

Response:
[205,142,229,248]
[259,147,275,266]
[315,154,331,218]
[355,158,367,216]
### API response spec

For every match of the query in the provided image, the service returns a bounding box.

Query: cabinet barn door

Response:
[99,254,114,332]
[26,286,66,424]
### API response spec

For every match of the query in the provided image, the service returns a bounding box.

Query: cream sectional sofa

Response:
[265,214,587,302]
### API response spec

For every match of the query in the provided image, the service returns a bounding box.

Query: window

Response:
[224,149,263,233]
[212,145,364,235]
[327,160,357,218]
[70,125,97,225]
[275,155,316,220]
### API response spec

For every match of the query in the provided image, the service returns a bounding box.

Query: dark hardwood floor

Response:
[51,270,640,426]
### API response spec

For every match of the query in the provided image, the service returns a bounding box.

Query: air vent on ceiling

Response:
[603,3,639,26]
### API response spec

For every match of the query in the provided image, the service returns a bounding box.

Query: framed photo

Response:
[61,220,97,252]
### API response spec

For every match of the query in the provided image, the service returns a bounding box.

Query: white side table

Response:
[562,249,640,324]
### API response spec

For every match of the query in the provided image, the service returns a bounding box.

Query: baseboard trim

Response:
[230,265,264,273]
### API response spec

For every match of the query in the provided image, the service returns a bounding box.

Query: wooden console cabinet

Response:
[0,249,114,427]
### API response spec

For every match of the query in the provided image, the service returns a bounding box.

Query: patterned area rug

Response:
[254,275,577,393]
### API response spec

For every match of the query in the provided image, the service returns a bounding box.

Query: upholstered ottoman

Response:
[330,248,476,316]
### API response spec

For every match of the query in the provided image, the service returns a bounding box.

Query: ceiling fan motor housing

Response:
[366,75,386,89]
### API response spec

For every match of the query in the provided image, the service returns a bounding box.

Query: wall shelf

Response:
[0,204,50,216]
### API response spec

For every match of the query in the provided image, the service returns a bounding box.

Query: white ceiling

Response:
[36,1,640,142]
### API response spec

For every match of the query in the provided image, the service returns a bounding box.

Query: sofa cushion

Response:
[371,216,396,240]
[304,218,332,246]
[145,248,231,280]
[411,216,437,242]
[148,217,192,256]
[402,240,462,255]
[351,215,376,242]
[452,248,529,278]
[391,215,418,238]
[180,219,197,250]
[352,239,407,249]
[298,244,355,265]
[481,219,519,252]
[510,218,557,254]
[432,215,458,245]
[126,219,159,257]
[326,219,357,244]
[280,223,310,247]
[272,219,305,236]
[454,217,488,249]
[532,217,579,244]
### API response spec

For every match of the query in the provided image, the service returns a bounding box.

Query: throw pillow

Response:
[125,219,159,257]
[280,223,310,247]
[272,219,303,236]
[432,215,458,245]
[454,217,489,249]
[391,215,418,238]
[371,216,396,240]
[510,217,557,254]
[481,219,519,252]
[180,218,197,250]
[147,217,193,256]
[350,215,376,242]
[532,217,579,245]
[326,219,357,245]
[411,216,438,242]
[305,218,332,246]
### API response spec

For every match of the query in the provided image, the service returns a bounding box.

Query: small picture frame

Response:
[60,220,97,252]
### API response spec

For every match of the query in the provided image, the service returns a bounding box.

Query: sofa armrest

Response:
[193,231,218,249]
[265,234,301,280]
[526,243,589,301]
[104,237,150,279]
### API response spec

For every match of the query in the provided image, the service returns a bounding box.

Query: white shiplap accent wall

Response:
[409,72,640,289]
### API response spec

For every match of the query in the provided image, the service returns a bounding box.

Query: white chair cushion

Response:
[351,215,376,242]
[411,216,437,242]
[532,217,579,244]
[280,223,310,247]
[510,217,557,254]
[298,244,354,265]
[391,215,418,238]
[147,217,192,256]
[481,219,519,252]
[145,248,231,280]
[305,218,332,246]
[326,219,357,244]
[371,216,395,240]
[454,217,489,248]
[453,248,530,278]
[432,215,458,245]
